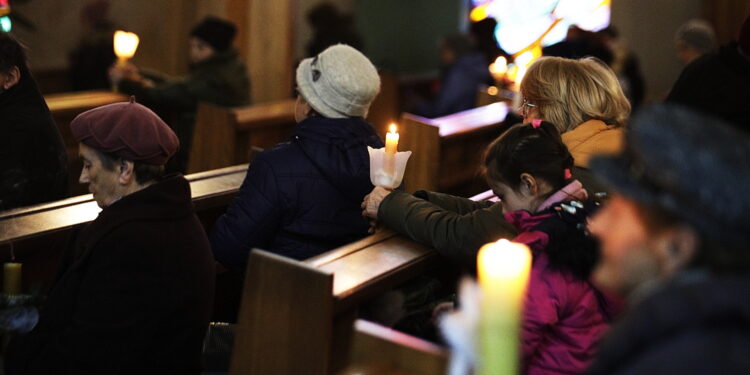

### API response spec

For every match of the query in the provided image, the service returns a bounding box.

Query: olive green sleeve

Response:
[413,190,494,214]
[378,191,518,263]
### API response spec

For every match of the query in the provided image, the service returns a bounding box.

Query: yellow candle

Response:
[383,123,399,175]
[477,239,532,375]
[4,262,22,295]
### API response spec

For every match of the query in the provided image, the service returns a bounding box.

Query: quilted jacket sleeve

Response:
[209,158,284,273]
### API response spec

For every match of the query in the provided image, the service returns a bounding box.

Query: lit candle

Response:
[4,262,22,295]
[489,56,508,82]
[383,123,399,175]
[113,30,140,66]
[476,239,532,375]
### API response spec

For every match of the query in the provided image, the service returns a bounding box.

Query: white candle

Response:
[477,239,532,375]
[383,123,399,175]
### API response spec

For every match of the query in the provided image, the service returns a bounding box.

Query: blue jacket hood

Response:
[293,116,384,202]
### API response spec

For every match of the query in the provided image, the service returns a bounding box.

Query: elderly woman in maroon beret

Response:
[5,98,215,375]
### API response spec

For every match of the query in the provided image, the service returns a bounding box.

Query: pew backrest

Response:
[230,229,439,375]
[400,102,509,194]
[339,319,448,375]
[188,100,297,173]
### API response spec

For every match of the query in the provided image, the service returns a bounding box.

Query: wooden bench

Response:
[44,90,130,196]
[229,229,442,375]
[400,102,510,196]
[227,186,499,375]
[338,319,449,375]
[0,164,248,293]
[188,100,297,174]
[475,85,516,107]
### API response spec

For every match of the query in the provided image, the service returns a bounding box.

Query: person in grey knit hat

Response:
[210,44,384,273]
[675,19,717,65]
[295,43,380,119]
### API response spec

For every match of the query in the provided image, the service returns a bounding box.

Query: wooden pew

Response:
[475,85,515,107]
[188,100,297,174]
[0,164,248,293]
[230,229,442,375]
[44,90,130,195]
[400,102,510,196]
[338,319,449,375]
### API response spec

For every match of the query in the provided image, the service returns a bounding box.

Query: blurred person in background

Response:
[667,13,750,131]
[0,33,68,211]
[110,16,251,173]
[674,19,717,66]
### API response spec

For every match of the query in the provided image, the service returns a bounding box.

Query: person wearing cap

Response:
[585,104,750,374]
[667,13,750,131]
[109,16,251,172]
[4,99,215,374]
[674,19,717,66]
[210,44,384,273]
[0,33,68,211]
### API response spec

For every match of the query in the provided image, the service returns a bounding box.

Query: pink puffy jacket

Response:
[504,209,622,375]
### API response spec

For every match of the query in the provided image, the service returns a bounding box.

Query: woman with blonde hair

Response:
[520,56,631,191]
[360,56,631,265]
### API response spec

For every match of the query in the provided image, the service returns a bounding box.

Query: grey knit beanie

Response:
[296,44,380,118]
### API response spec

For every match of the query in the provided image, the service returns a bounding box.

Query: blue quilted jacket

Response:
[209,116,384,272]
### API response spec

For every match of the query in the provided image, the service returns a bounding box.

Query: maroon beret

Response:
[70,97,179,165]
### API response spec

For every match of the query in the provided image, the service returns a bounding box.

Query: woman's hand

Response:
[361,186,392,219]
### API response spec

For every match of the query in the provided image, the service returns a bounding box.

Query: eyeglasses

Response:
[520,98,536,117]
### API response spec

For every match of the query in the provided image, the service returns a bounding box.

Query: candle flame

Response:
[470,4,489,22]
[389,123,397,133]
[114,30,140,60]
[478,239,532,279]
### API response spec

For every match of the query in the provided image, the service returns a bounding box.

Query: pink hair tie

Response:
[564,168,572,180]
[531,119,542,129]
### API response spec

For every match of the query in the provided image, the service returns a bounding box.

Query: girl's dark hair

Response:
[0,33,29,74]
[484,121,598,280]
[483,120,574,194]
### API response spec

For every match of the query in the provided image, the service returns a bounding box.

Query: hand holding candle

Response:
[368,122,411,189]
[477,239,532,375]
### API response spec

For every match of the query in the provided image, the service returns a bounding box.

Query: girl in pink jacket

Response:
[482,120,622,374]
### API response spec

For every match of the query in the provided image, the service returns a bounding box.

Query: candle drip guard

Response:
[367,146,412,189]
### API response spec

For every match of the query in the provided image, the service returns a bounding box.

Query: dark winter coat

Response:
[667,41,750,131]
[588,272,750,375]
[0,67,68,211]
[210,116,384,272]
[5,175,215,375]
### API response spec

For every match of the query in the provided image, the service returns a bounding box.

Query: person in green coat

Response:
[110,16,251,172]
